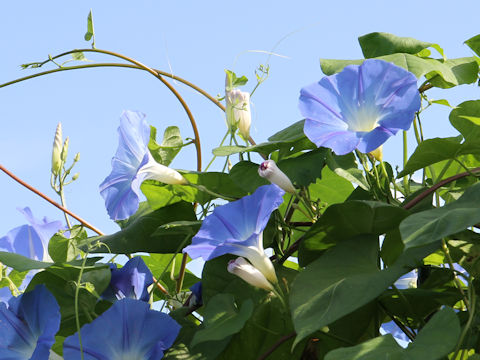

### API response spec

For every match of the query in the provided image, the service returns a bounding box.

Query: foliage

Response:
[3,23,480,359]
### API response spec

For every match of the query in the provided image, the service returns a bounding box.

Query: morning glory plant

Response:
[0,208,62,301]
[102,256,153,302]
[0,285,60,359]
[183,184,285,284]
[99,110,187,221]
[299,59,420,155]
[63,298,181,359]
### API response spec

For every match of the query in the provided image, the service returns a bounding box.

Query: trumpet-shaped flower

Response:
[299,59,420,155]
[0,285,60,359]
[102,257,153,302]
[258,160,295,193]
[100,110,187,221]
[183,184,284,283]
[63,298,181,359]
[0,208,62,302]
[227,257,274,291]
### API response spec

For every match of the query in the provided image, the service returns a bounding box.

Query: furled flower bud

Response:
[51,123,63,175]
[72,173,79,181]
[258,160,295,193]
[61,137,69,162]
[225,89,251,140]
[227,257,274,291]
[74,152,80,162]
[137,155,188,185]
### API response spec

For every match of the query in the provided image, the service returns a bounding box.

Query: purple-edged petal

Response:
[183,184,285,261]
[299,59,420,155]
[63,298,181,360]
[102,257,153,302]
[0,285,60,359]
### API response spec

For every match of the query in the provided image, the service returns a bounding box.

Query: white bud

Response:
[51,123,63,175]
[369,145,383,162]
[138,153,187,185]
[227,257,274,291]
[61,137,69,162]
[258,160,295,193]
[225,89,251,139]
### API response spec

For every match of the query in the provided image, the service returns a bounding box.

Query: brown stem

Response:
[403,166,480,210]
[0,163,104,236]
[257,332,296,360]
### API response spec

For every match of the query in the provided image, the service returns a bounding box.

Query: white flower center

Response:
[347,105,382,133]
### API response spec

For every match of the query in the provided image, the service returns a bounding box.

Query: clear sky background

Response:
[1,1,479,243]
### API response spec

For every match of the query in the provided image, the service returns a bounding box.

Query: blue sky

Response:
[1,1,479,239]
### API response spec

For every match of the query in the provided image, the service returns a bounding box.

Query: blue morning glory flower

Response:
[0,208,62,302]
[100,110,186,221]
[102,257,153,302]
[0,285,60,359]
[188,282,203,307]
[63,298,181,359]
[183,184,285,283]
[299,59,420,155]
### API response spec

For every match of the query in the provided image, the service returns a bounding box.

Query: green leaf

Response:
[299,201,407,266]
[465,34,480,56]
[400,182,480,249]
[320,54,478,88]
[191,294,253,347]
[450,101,480,142]
[274,148,327,187]
[397,136,464,177]
[229,161,269,194]
[48,225,85,263]
[308,166,354,207]
[85,201,198,254]
[84,9,94,41]
[27,263,110,336]
[71,52,87,61]
[326,152,369,190]
[326,308,459,360]
[291,236,438,347]
[225,69,248,90]
[148,125,183,166]
[0,252,53,272]
[325,335,404,360]
[141,171,245,210]
[358,32,437,58]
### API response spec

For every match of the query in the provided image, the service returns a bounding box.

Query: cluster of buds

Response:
[225,73,251,140]
[51,123,80,180]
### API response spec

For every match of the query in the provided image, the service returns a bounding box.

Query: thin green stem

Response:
[441,239,469,310]
[391,284,425,327]
[436,159,454,182]
[205,131,230,172]
[452,283,476,359]
[402,131,409,194]
[74,251,89,360]
[58,184,72,228]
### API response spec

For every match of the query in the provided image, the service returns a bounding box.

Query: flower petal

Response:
[63,298,180,360]
[183,184,285,261]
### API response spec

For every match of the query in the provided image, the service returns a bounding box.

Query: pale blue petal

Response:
[99,110,152,220]
[184,185,285,261]
[300,59,420,155]
[63,299,180,360]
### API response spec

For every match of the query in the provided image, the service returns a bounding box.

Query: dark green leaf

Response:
[358,32,435,58]
[326,152,369,190]
[191,294,253,347]
[141,172,244,210]
[229,161,269,194]
[299,201,408,266]
[85,201,197,254]
[308,167,354,207]
[450,100,480,142]
[465,34,480,57]
[0,252,53,271]
[325,335,404,360]
[401,182,480,249]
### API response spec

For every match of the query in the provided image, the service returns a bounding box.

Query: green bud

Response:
[72,173,79,181]
[51,123,63,175]
[74,152,80,162]
[61,137,69,162]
